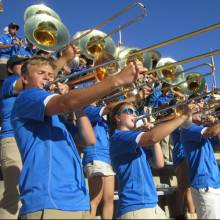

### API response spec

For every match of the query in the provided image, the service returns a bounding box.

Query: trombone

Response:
[90,51,217,105]
[135,88,220,123]
[24,2,147,52]
[55,22,220,85]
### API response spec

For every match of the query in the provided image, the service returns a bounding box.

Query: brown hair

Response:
[109,101,133,136]
[21,56,56,76]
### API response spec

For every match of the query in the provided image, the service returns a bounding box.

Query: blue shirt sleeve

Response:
[110,130,142,157]
[0,34,6,44]
[12,88,55,122]
[1,75,20,98]
[84,105,103,123]
[181,124,204,142]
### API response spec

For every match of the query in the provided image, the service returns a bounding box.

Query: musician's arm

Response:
[74,109,96,147]
[149,142,164,169]
[45,62,144,116]
[0,43,17,49]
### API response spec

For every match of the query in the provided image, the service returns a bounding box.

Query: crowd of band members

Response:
[0,22,220,220]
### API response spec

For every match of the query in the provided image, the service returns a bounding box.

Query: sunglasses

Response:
[118,107,139,116]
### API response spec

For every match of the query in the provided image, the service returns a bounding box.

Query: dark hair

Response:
[109,101,132,136]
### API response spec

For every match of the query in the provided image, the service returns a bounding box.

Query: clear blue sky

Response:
[1,0,220,89]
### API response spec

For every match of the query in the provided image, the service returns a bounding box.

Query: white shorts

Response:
[191,187,220,219]
[84,160,115,178]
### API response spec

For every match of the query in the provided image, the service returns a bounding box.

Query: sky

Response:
[0,0,220,89]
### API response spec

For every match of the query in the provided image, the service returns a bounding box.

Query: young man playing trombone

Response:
[10,45,147,219]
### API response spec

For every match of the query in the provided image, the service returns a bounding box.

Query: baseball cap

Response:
[8,22,19,30]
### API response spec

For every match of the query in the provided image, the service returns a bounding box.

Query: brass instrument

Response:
[55,21,220,86]
[156,57,185,85]
[72,29,117,62]
[135,88,220,123]
[24,4,70,52]
[93,51,217,106]
[116,46,160,70]
[24,2,146,53]
[71,2,147,55]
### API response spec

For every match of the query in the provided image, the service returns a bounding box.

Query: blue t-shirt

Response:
[17,46,35,58]
[0,33,19,58]
[171,129,185,167]
[11,88,90,215]
[146,84,173,108]
[180,124,220,189]
[110,129,158,217]
[82,105,111,165]
[0,74,19,139]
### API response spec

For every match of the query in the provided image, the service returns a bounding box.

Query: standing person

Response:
[180,112,220,219]
[82,84,151,219]
[0,47,84,218]
[171,129,196,219]
[0,55,28,219]
[0,22,21,86]
[109,102,192,219]
[11,51,146,219]
[82,103,115,219]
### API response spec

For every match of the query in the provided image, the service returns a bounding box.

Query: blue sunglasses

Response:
[118,107,139,116]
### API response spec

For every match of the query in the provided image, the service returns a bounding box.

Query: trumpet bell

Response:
[72,29,116,61]
[24,14,70,52]
[156,57,185,85]
[24,4,61,21]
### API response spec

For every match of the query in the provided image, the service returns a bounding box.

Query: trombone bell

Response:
[33,22,57,47]
[186,73,205,94]
[156,57,185,85]
[24,4,61,21]
[24,13,70,52]
[72,29,116,61]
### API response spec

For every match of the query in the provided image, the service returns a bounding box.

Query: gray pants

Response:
[0,137,22,219]
[20,209,91,219]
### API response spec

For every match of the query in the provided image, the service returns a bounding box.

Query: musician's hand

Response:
[114,60,147,87]
[203,124,220,138]
[49,82,69,94]
[60,44,80,63]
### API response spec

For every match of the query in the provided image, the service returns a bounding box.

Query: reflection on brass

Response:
[187,74,202,93]
[87,36,105,58]
[33,22,57,46]
[162,67,176,81]
[126,50,144,64]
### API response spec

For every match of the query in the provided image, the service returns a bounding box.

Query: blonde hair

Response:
[21,56,56,75]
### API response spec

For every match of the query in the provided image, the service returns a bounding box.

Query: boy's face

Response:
[22,64,54,89]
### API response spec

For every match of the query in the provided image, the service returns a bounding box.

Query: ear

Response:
[115,114,121,123]
[7,67,13,74]
[21,74,28,85]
